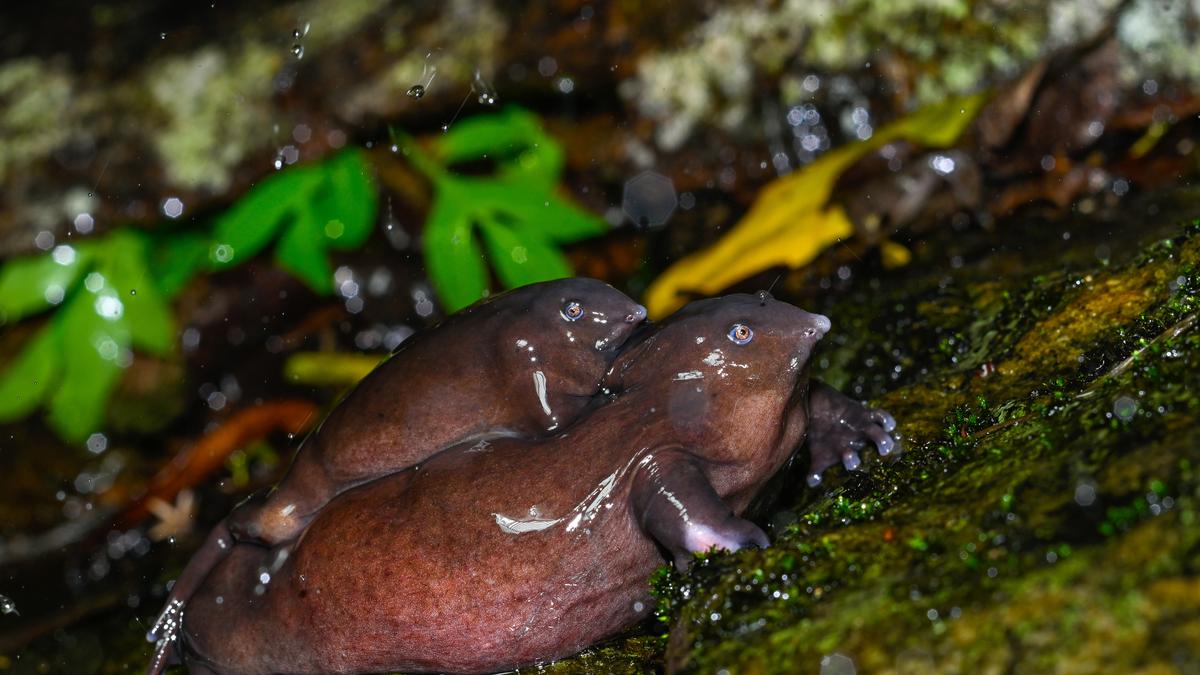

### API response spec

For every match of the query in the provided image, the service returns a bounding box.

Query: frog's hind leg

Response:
[805,379,899,487]
[145,518,236,658]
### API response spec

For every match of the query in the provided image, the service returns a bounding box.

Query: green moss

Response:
[645,218,1200,673]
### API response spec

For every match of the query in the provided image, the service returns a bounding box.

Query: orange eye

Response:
[728,323,753,345]
[561,301,584,321]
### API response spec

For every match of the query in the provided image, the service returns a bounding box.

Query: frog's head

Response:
[605,292,829,456]
[486,278,646,430]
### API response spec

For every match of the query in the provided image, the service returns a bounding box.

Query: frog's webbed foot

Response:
[805,380,899,487]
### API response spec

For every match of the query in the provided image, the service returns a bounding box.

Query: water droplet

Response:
[291,44,304,59]
[472,70,497,105]
[162,197,184,219]
[34,230,55,251]
[1074,482,1097,507]
[211,244,235,264]
[293,29,302,39]
[820,653,856,675]
[622,170,677,229]
[87,433,108,454]
[74,213,95,234]
[407,84,426,99]
[1113,395,1137,422]
[52,245,76,266]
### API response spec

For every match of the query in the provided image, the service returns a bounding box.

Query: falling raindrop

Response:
[0,595,18,616]
[473,70,498,105]
[407,84,426,99]
[291,44,304,59]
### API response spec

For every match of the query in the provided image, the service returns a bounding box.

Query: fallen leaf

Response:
[644,94,987,317]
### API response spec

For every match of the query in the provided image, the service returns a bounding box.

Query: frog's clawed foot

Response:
[805,382,900,487]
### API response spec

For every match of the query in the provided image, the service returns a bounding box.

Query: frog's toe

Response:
[842,449,862,471]
[866,425,897,456]
[806,388,901,486]
[869,408,896,432]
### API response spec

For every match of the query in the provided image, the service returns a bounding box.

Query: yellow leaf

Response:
[284,352,386,387]
[880,240,913,269]
[644,93,988,318]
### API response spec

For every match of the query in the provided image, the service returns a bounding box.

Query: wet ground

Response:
[542,191,1200,673]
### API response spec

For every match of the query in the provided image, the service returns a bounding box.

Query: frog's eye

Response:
[561,300,585,322]
[727,323,754,345]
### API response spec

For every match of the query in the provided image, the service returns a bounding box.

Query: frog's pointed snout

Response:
[812,313,831,336]
[626,304,648,324]
[800,312,831,340]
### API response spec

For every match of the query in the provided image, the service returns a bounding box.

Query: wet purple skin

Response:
[147,277,646,672]
[172,294,854,674]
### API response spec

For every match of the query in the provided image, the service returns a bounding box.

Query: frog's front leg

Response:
[805,379,899,486]
[630,450,769,571]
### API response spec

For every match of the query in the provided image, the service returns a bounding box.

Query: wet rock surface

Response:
[532,197,1200,674]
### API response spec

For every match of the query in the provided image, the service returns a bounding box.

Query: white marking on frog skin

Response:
[497,452,650,536]
[695,336,705,344]
[660,488,688,522]
[703,350,725,367]
[465,438,492,453]
[280,503,296,517]
[673,370,703,381]
[516,338,528,348]
[493,513,564,533]
[533,370,552,416]
[566,469,619,532]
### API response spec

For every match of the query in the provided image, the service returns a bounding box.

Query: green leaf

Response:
[436,107,563,189]
[101,231,176,356]
[211,166,323,268]
[148,229,210,298]
[477,218,571,289]
[47,288,129,442]
[0,325,59,423]
[411,108,610,309]
[0,246,90,324]
[275,209,334,295]
[476,181,608,244]
[422,183,489,311]
[316,149,377,250]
